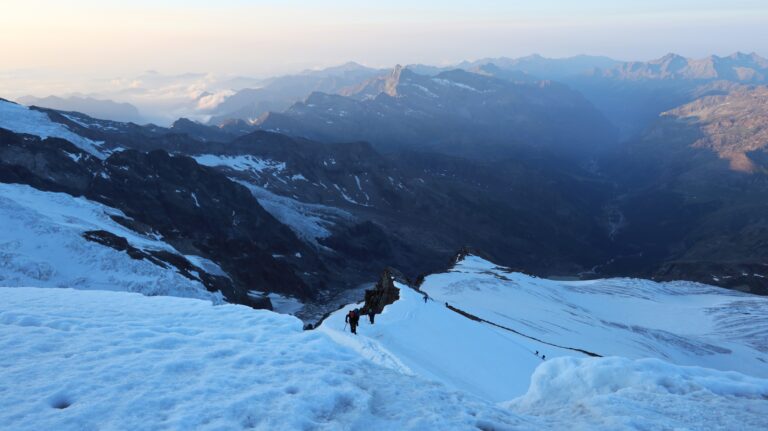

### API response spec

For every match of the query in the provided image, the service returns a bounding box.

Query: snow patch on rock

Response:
[0,100,105,157]
[237,180,352,245]
[194,154,286,173]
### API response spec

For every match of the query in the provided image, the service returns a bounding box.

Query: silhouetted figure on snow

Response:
[423,295,428,303]
[541,355,546,361]
[346,308,360,334]
[367,309,375,324]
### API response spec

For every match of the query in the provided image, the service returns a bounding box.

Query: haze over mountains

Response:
[3,50,768,303]
[16,95,144,124]
[14,52,768,130]
[258,66,617,160]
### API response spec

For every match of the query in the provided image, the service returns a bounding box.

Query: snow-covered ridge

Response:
[0,183,220,302]
[0,100,105,158]
[318,254,768,428]
[422,255,768,377]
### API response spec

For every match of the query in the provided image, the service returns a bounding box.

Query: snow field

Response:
[0,287,528,431]
[320,286,548,402]
[0,183,219,302]
[319,258,768,430]
[509,356,768,430]
[420,255,768,378]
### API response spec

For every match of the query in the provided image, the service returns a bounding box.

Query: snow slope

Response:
[320,286,545,401]
[0,284,766,429]
[318,255,768,425]
[420,256,768,379]
[0,287,526,431]
[0,100,104,157]
[510,356,768,430]
[0,183,219,301]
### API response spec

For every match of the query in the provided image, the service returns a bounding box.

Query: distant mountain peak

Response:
[657,52,686,62]
[171,117,199,127]
[300,61,378,77]
[726,51,760,61]
[338,61,367,70]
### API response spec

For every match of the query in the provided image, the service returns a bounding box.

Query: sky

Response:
[0,0,766,97]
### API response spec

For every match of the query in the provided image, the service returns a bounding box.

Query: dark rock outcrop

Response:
[81,230,272,306]
[363,269,401,314]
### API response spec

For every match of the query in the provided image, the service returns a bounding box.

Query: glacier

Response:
[0,182,220,302]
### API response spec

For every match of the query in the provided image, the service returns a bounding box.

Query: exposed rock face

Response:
[662,85,768,173]
[594,85,768,294]
[81,230,261,305]
[363,269,401,314]
[654,261,768,296]
[91,150,324,302]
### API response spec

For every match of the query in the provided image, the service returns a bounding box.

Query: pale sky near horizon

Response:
[1,0,766,86]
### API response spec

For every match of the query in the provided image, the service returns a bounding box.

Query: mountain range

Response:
[204,52,768,140]
[2,52,768,315]
[258,66,617,160]
[206,62,386,125]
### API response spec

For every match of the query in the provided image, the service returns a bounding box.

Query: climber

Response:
[345,308,360,334]
[367,308,375,324]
